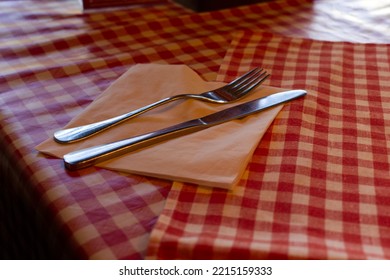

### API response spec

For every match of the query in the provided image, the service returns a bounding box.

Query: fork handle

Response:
[63,119,204,170]
[54,94,190,144]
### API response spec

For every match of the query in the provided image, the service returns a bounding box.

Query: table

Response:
[1,0,390,259]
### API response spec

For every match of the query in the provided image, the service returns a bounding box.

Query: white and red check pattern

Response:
[1,0,390,259]
[147,30,390,259]
[79,0,169,9]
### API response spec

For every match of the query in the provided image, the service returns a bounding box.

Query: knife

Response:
[63,89,306,170]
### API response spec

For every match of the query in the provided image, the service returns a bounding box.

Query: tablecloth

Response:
[1,0,390,259]
[147,30,390,259]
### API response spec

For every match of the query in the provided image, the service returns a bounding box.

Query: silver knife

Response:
[63,89,306,170]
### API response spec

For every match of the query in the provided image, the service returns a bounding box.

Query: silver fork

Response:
[54,67,269,143]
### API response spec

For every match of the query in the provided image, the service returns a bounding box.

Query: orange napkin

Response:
[36,64,284,189]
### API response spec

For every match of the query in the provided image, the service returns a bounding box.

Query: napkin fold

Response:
[36,64,284,189]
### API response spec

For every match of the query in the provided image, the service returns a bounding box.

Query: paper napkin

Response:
[36,64,284,189]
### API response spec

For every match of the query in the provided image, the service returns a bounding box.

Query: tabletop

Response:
[1,0,390,259]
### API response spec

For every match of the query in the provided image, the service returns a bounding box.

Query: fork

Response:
[54,67,269,143]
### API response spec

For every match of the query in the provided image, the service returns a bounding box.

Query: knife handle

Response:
[63,119,204,170]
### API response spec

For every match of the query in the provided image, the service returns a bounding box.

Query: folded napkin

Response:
[36,64,284,189]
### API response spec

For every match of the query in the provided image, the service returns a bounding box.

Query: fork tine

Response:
[223,67,262,89]
[232,69,266,90]
[231,70,269,97]
[237,73,270,96]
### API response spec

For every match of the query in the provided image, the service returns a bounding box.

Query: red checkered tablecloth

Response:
[147,30,390,259]
[1,0,390,259]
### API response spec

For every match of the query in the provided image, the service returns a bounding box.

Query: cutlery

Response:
[54,67,269,144]
[63,89,307,170]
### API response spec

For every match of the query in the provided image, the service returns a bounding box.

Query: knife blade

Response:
[63,89,306,170]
